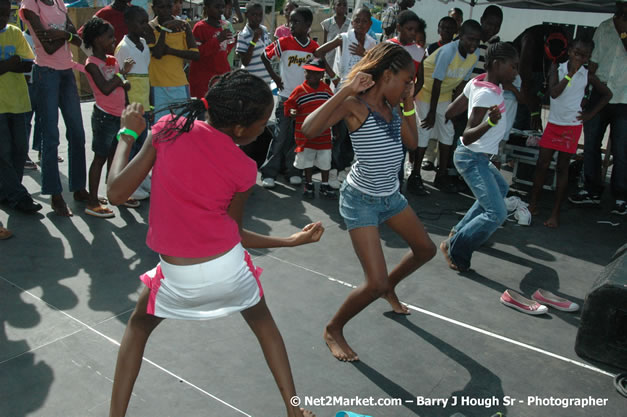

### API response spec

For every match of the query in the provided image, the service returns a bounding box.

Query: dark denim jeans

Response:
[33,65,86,195]
[26,82,42,152]
[0,112,29,205]
[260,97,298,179]
[449,145,509,270]
[583,103,627,200]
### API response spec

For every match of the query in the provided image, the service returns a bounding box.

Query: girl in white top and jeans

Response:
[440,42,519,272]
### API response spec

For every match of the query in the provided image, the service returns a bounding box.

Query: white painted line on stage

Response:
[261,254,617,379]
[0,275,252,417]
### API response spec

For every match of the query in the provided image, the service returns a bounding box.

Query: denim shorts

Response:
[91,106,120,157]
[339,182,408,230]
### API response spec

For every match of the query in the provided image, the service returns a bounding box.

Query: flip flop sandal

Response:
[85,205,115,218]
[123,198,140,208]
[0,227,13,240]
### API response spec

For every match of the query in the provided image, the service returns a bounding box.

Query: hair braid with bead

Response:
[154,70,273,142]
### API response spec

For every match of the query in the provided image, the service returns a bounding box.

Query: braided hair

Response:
[485,41,518,70]
[82,17,113,49]
[154,70,273,142]
[347,42,413,86]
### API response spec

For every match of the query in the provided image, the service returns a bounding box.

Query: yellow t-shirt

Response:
[148,28,197,87]
[0,25,34,114]
[418,40,478,104]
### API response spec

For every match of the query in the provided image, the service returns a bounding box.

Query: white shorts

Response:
[140,243,263,320]
[293,148,332,170]
[417,100,455,148]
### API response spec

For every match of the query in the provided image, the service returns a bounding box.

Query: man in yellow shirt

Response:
[408,19,481,195]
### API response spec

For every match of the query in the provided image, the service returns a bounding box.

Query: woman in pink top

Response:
[106,70,321,417]
[20,0,88,216]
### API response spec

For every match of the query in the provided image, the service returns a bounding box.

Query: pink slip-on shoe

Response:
[500,290,548,315]
[531,289,579,312]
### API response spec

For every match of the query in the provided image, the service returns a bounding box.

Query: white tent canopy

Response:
[437,0,617,14]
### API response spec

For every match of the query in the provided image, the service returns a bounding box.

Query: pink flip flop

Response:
[500,290,548,315]
[532,289,579,312]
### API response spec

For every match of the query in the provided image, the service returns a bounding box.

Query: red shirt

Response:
[284,81,333,151]
[79,6,128,47]
[189,20,234,98]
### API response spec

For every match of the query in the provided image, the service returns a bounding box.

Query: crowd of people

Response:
[1,0,626,414]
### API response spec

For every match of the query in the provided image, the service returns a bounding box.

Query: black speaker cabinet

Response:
[575,244,627,370]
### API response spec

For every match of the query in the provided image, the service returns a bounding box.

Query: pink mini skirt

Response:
[140,243,263,320]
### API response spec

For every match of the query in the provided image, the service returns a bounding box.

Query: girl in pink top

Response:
[274,0,297,39]
[106,70,322,417]
[83,17,133,218]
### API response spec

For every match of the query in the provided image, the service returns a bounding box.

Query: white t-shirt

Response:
[335,29,377,84]
[548,61,588,126]
[462,77,506,155]
[115,35,150,75]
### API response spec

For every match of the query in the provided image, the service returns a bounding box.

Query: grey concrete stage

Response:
[1,102,626,417]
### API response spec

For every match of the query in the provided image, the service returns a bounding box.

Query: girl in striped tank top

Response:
[303,43,437,362]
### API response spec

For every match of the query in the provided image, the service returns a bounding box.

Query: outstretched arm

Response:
[107,104,155,205]
[228,190,324,249]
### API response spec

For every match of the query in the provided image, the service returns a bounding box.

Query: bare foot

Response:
[292,407,315,417]
[529,204,540,216]
[382,291,410,315]
[323,326,358,362]
[74,190,107,205]
[544,216,559,228]
[439,240,459,271]
[51,196,73,217]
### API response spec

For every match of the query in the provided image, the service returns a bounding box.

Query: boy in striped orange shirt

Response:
[285,58,336,199]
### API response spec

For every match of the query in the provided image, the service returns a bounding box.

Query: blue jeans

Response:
[0,113,29,205]
[449,145,509,270]
[583,103,627,200]
[26,82,43,152]
[260,97,298,179]
[34,65,86,195]
[339,182,407,231]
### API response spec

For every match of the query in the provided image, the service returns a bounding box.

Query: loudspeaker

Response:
[575,244,627,370]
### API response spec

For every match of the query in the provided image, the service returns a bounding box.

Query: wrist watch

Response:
[621,32,627,40]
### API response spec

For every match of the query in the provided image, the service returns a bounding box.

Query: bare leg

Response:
[87,155,107,209]
[382,206,437,314]
[109,287,163,417]
[529,147,555,215]
[437,143,451,175]
[545,151,571,228]
[321,170,329,183]
[324,226,388,362]
[304,167,313,184]
[241,298,314,417]
[412,146,427,173]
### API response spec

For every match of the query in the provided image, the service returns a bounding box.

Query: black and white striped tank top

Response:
[345,102,404,196]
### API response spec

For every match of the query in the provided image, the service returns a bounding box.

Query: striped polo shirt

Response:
[346,107,404,196]
[236,24,272,85]
[284,81,333,151]
[471,41,488,76]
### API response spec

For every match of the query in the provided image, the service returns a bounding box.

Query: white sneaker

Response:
[131,188,150,201]
[337,170,348,182]
[289,176,302,185]
[328,169,340,189]
[139,175,151,193]
[262,178,276,188]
